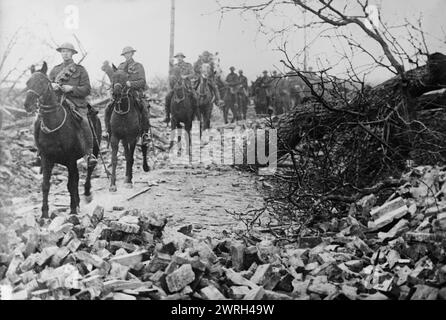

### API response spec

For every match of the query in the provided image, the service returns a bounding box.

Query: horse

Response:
[169,76,195,155]
[223,84,240,124]
[108,65,149,192]
[253,84,269,115]
[23,62,101,219]
[195,63,214,131]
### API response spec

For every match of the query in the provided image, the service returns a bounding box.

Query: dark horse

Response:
[252,82,269,115]
[223,84,240,124]
[195,63,214,132]
[108,65,149,192]
[169,76,195,154]
[23,62,101,219]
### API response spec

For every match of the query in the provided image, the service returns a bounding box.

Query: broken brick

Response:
[165,264,196,293]
[250,264,272,286]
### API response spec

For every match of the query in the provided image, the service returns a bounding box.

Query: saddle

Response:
[62,98,98,127]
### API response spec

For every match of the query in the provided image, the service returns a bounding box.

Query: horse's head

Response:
[200,63,212,80]
[24,62,51,113]
[110,64,129,97]
[173,77,186,100]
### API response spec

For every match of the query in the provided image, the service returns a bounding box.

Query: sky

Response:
[0,0,445,87]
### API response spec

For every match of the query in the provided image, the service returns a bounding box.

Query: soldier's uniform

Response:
[165,53,197,122]
[104,47,150,141]
[225,70,240,90]
[48,43,96,166]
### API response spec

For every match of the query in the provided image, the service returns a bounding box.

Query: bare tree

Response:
[217,0,446,239]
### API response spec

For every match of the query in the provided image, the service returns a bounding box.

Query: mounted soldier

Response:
[104,46,151,146]
[193,51,223,105]
[164,52,196,123]
[48,42,97,167]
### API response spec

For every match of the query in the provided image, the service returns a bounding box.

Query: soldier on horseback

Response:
[164,52,197,123]
[48,42,97,167]
[104,46,151,146]
[193,51,223,104]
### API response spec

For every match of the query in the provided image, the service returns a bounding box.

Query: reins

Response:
[113,87,132,115]
[27,80,68,134]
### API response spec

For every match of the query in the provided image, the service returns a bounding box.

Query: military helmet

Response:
[121,46,136,55]
[238,69,243,73]
[174,52,186,58]
[202,50,212,56]
[262,70,269,74]
[56,42,78,54]
[230,66,235,71]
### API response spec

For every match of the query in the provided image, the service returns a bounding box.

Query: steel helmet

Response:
[174,52,186,58]
[56,42,78,54]
[121,46,136,55]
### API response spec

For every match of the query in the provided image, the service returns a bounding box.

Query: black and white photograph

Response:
[1,0,446,307]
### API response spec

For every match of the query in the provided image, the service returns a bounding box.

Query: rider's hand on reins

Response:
[52,83,61,91]
[126,81,131,87]
[61,85,74,93]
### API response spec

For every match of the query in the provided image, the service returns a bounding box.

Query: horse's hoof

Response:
[124,183,133,189]
[109,185,117,193]
[143,164,150,172]
[84,194,93,203]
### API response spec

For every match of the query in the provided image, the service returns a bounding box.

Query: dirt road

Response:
[4,104,266,239]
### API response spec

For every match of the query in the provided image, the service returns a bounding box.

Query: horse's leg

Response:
[123,138,135,188]
[40,156,54,219]
[230,97,237,123]
[84,116,99,202]
[205,102,212,130]
[142,142,149,172]
[169,117,177,150]
[109,135,119,192]
[185,123,192,161]
[123,138,131,186]
[67,161,80,215]
[223,101,229,124]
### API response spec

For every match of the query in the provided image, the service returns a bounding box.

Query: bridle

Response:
[173,79,186,103]
[112,83,132,115]
[26,79,52,109]
[26,77,67,134]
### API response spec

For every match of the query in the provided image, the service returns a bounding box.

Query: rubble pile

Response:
[0,128,42,206]
[0,164,445,300]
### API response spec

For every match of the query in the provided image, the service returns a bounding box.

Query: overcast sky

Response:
[1,0,445,87]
